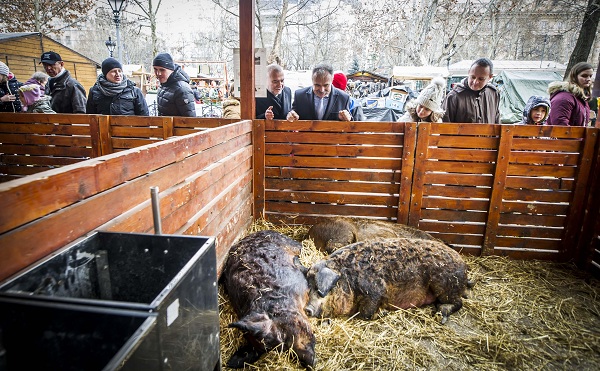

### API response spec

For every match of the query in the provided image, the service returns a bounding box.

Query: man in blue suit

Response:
[256,64,292,120]
[286,63,352,122]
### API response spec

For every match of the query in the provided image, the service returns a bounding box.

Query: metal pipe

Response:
[150,186,162,235]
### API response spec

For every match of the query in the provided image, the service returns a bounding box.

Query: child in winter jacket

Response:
[518,95,550,125]
[18,84,55,113]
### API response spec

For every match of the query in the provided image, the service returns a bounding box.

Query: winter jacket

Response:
[222,97,241,119]
[518,95,550,125]
[87,79,149,116]
[547,81,591,126]
[0,76,23,112]
[442,78,500,124]
[48,70,87,113]
[28,96,55,113]
[156,65,196,117]
[397,102,443,123]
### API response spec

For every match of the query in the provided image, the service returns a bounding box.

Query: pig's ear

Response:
[229,312,273,337]
[294,255,308,275]
[316,266,340,297]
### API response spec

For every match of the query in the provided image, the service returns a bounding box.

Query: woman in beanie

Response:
[0,61,23,112]
[86,57,149,116]
[547,62,594,126]
[18,84,55,113]
[152,53,197,117]
[398,77,446,123]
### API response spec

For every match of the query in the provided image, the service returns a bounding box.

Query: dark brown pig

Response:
[304,238,471,324]
[221,230,316,369]
[308,216,445,253]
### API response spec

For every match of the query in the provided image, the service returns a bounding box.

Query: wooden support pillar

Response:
[239,0,255,120]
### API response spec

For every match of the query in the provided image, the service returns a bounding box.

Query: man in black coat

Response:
[152,53,196,117]
[40,51,87,113]
[286,63,352,122]
[256,64,292,120]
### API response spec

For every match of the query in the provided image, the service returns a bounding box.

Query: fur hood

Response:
[548,81,591,102]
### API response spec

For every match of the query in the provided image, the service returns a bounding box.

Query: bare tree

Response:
[129,0,163,56]
[566,0,600,76]
[1,0,95,34]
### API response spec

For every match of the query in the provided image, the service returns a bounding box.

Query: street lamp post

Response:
[105,36,117,58]
[107,0,126,62]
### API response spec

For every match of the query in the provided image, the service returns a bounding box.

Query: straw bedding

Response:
[219,220,600,370]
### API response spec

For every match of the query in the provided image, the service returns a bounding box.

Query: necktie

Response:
[317,97,325,120]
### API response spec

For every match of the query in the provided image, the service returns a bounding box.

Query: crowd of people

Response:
[0,52,596,127]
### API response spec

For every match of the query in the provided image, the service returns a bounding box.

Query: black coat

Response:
[0,76,23,112]
[156,66,196,117]
[86,80,149,116]
[48,70,87,114]
[255,86,292,119]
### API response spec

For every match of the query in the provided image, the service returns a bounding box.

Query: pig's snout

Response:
[305,304,315,317]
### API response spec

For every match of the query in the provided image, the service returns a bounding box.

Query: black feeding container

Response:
[0,231,220,371]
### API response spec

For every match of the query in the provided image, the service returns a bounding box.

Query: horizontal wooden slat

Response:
[495,236,561,250]
[266,178,399,194]
[497,225,564,239]
[265,167,401,182]
[266,132,404,145]
[267,119,405,133]
[424,161,495,174]
[503,188,572,203]
[428,136,499,149]
[265,201,397,218]
[423,172,493,187]
[421,208,488,223]
[509,151,580,165]
[266,143,403,158]
[511,138,583,152]
[429,123,502,136]
[0,133,92,147]
[266,155,401,170]
[501,201,569,215]
[0,123,91,135]
[505,176,574,190]
[422,197,489,211]
[424,184,490,199]
[508,164,577,177]
[499,213,566,227]
[110,126,164,137]
[428,148,497,162]
[265,190,398,205]
[1,155,81,166]
[0,144,92,157]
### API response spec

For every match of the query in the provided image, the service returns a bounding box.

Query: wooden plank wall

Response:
[256,120,599,263]
[0,113,99,182]
[0,113,240,181]
[256,120,414,225]
[0,120,254,282]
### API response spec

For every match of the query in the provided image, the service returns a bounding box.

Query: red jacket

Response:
[547,81,591,126]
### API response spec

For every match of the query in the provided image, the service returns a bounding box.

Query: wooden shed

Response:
[0,32,99,92]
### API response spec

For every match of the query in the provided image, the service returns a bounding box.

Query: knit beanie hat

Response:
[153,53,175,70]
[332,72,348,91]
[102,57,123,77]
[0,62,9,77]
[18,84,43,106]
[415,77,446,114]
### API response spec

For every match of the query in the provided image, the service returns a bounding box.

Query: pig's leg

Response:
[226,343,264,368]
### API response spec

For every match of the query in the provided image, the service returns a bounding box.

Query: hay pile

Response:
[219,220,600,370]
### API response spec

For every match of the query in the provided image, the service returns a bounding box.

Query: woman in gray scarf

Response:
[86,58,149,115]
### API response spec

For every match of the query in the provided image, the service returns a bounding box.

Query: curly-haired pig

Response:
[304,238,471,324]
[221,230,316,369]
[308,216,445,253]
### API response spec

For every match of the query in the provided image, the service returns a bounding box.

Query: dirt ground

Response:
[219,228,600,371]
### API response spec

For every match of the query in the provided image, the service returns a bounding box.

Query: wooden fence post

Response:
[253,119,266,219]
[562,127,599,261]
[163,116,174,139]
[398,122,416,224]
[408,123,430,227]
[97,115,113,156]
[482,125,513,256]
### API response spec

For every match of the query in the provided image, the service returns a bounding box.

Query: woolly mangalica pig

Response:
[304,238,471,324]
[308,216,445,253]
[221,230,316,369]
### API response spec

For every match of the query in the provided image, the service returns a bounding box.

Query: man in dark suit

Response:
[256,64,292,120]
[287,63,352,122]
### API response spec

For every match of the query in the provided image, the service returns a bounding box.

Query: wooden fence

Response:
[0,120,253,281]
[0,113,239,182]
[0,115,599,281]
[255,120,600,268]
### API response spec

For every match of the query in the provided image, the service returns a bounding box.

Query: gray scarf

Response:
[97,74,128,97]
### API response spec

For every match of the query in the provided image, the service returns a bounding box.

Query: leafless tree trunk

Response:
[131,0,163,56]
[566,0,600,76]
